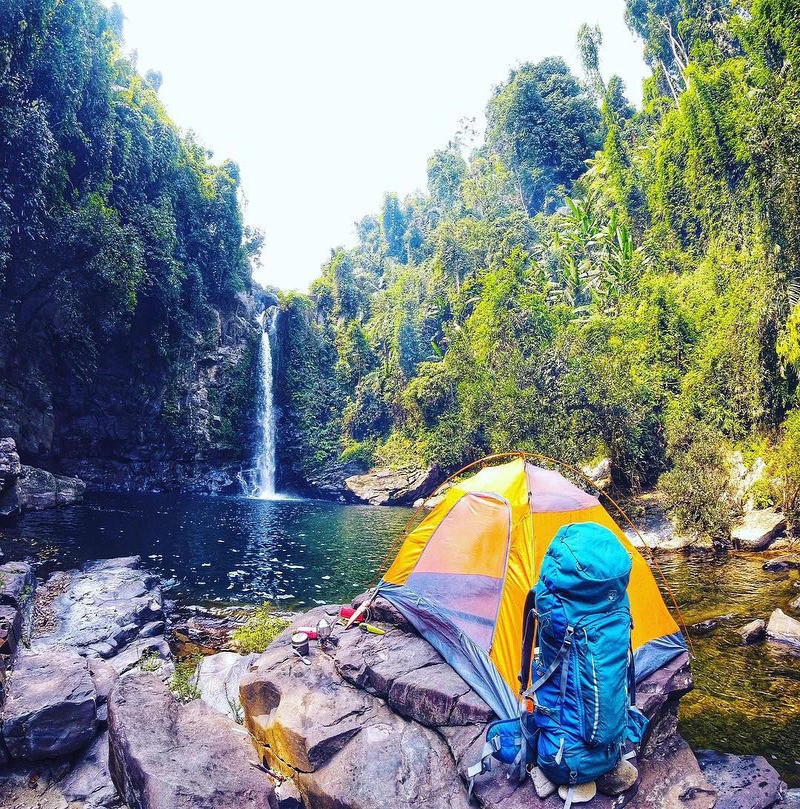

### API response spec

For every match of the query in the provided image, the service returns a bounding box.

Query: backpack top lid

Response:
[538,522,633,608]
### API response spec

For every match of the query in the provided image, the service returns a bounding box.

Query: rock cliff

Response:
[0,294,262,494]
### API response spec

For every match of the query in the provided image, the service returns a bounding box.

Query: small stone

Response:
[531,766,557,798]
[558,781,597,803]
[766,608,800,650]
[763,555,800,572]
[790,595,800,612]
[738,619,766,645]
[691,614,733,634]
[597,758,639,795]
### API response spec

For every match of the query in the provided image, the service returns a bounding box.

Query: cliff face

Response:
[0,294,262,494]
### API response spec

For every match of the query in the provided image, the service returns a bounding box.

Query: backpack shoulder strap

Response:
[518,588,538,694]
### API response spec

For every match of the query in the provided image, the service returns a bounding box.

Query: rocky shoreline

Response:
[0,556,796,808]
[0,438,85,522]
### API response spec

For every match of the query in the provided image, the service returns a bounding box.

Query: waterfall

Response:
[253,308,278,499]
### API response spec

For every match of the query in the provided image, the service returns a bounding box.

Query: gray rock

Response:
[1,649,98,760]
[388,661,471,726]
[139,620,165,638]
[89,658,119,709]
[0,438,21,519]
[766,608,800,650]
[731,509,786,550]
[33,556,169,672]
[738,619,766,645]
[241,636,382,772]
[696,750,786,809]
[108,671,278,809]
[790,594,800,612]
[344,466,442,505]
[635,651,693,721]
[0,560,35,609]
[59,731,125,808]
[623,734,716,808]
[623,498,695,551]
[240,601,723,809]
[0,437,21,480]
[763,555,800,572]
[109,636,173,679]
[7,464,86,514]
[784,788,800,807]
[274,778,303,809]
[583,457,611,483]
[334,622,443,696]
[297,711,471,809]
[0,603,23,656]
[691,614,733,634]
[196,650,258,721]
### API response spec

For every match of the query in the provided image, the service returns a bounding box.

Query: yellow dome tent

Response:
[373,454,687,720]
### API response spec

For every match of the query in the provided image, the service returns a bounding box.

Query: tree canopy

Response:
[277,0,800,506]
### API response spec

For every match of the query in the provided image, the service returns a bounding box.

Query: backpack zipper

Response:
[583,627,600,744]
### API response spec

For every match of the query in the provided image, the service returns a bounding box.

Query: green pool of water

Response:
[1,493,799,784]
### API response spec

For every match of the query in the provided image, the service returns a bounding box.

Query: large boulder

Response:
[239,598,725,809]
[0,437,21,480]
[196,651,258,721]
[0,437,22,519]
[15,465,85,511]
[0,561,34,660]
[763,555,800,572]
[108,671,278,809]
[731,509,786,551]
[623,496,695,551]
[696,750,786,809]
[1,649,98,761]
[766,608,800,651]
[344,466,441,505]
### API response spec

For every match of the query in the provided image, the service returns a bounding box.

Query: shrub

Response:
[339,440,375,467]
[658,419,734,548]
[232,603,290,654]
[170,656,202,703]
[769,411,800,535]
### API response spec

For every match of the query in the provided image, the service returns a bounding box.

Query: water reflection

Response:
[0,492,411,608]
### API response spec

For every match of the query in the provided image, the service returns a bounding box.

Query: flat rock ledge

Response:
[344,466,441,505]
[0,556,174,808]
[238,595,789,809]
[108,671,277,809]
[0,437,85,520]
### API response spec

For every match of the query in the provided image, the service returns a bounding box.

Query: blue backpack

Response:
[468,523,648,804]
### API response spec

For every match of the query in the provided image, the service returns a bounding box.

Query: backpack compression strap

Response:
[518,588,538,694]
[466,735,501,802]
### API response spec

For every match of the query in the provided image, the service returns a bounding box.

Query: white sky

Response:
[108,1,648,291]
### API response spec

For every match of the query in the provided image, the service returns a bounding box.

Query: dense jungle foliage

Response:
[0,0,259,463]
[277,0,800,539]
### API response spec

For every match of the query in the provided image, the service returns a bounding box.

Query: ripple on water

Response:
[655,552,800,785]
